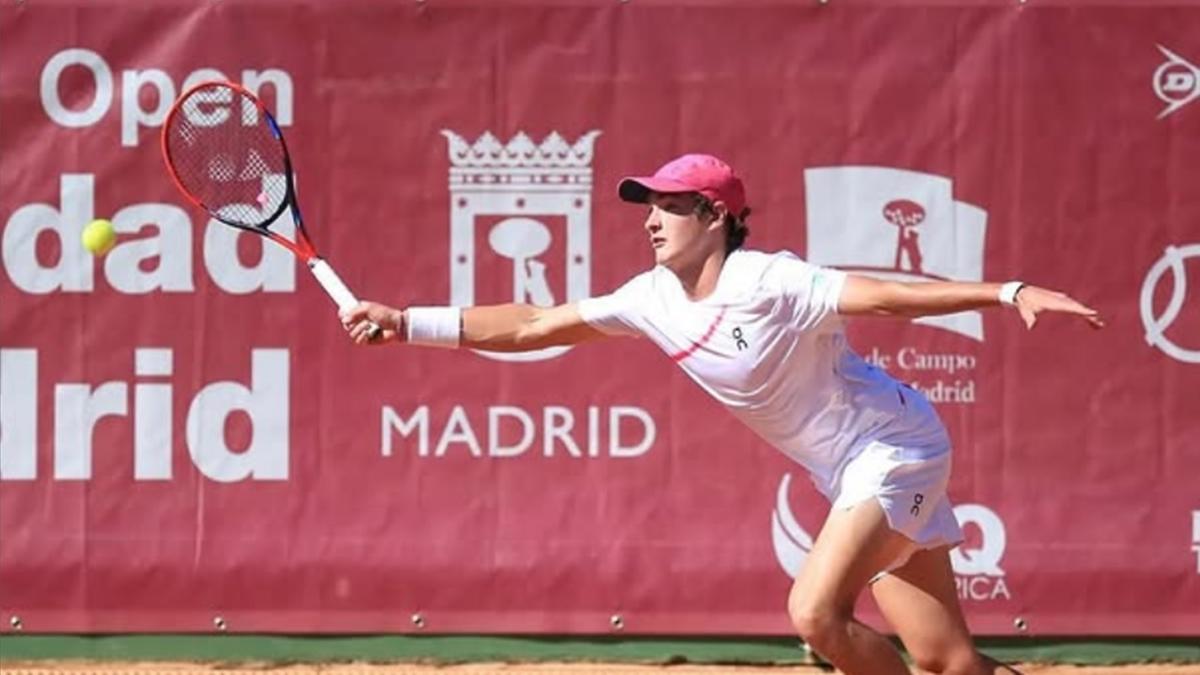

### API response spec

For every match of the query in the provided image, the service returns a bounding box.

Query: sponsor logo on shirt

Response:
[732,326,749,351]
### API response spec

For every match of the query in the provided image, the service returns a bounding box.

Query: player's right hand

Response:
[340,301,404,345]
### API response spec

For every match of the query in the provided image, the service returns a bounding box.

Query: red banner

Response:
[2,2,1199,636]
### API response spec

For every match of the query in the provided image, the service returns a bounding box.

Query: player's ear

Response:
[707,200,729,230]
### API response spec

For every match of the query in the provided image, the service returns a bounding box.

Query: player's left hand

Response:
[1013,286,1105,330]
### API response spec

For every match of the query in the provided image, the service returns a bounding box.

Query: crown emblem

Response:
[441,130,601,190]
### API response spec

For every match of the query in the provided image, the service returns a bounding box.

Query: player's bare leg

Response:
[873,545,1022,674]
[786,498,919,675]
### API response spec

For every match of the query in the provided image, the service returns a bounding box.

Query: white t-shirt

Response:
[578,249,943,496]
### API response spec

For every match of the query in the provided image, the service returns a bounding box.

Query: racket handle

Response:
[307,257,381,341]
[308,258,359,311]
[308,259,382,341]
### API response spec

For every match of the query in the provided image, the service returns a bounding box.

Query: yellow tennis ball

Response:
[81,218,116,255]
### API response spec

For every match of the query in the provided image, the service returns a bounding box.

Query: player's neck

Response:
[670,248,727,301]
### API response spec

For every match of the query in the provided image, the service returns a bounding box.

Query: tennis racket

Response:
[161,80,379,339]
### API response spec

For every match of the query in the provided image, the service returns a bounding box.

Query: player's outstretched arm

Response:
[461,303,607,351]
[340,301,607,349]
[837,275,1105,330]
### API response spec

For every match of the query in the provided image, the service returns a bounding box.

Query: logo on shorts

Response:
[1154,45,1200,119]
[1140,243,1200,364]
[910,492,925,517]
[804,167,988,341]
[1191,511,1200,574]
[771,476,1012,601]
[442,129,601,362]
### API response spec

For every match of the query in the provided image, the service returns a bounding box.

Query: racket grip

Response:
[308,258,359,312]
[308,258,381,341]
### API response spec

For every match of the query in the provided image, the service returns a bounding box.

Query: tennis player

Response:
[342,154,1102,675]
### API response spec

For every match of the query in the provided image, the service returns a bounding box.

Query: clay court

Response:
[4,663,1200,675]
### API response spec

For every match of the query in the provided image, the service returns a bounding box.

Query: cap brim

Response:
[617,176,695,204]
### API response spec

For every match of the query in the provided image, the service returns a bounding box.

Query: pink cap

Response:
[618,153,747,216]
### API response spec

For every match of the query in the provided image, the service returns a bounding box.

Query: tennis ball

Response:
[81,218,116,255]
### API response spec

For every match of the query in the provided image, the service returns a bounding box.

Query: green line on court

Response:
[0,635,813,665]
[978,638,1200,665]
[1,635,1198,665]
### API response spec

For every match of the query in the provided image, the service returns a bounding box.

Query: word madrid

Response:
[0,349,657,482]
[381,405,656,460]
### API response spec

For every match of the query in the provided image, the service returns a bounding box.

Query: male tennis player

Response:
[342,154,1102,675]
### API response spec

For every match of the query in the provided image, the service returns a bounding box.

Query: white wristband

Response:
[999,281,1026,306]
[405,307,462,348]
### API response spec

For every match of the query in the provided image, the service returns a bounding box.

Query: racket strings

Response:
[166,85,289,229]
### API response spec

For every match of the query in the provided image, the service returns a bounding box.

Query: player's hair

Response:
[694,196,751,255]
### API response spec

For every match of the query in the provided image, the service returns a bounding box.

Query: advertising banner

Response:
[2,2,1198,635]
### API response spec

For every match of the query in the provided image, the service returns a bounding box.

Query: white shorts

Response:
[829,389,965,572]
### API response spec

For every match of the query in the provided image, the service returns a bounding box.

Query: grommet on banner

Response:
[212,616,227,632]
[610,614,625,631]
[9,616,23,631]
[1013,617,1028,633]
[411,613,426,629]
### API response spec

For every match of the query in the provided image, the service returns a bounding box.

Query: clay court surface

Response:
[3,662,1200,674]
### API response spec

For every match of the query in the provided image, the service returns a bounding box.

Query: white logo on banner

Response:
[442,130,601,362]
[804,167,988,341]
[772,474,1011,601]
[1140,243,1200,364]
[771,474,815,574]
[1154,45,1200,119]
[1192,511,1200,574]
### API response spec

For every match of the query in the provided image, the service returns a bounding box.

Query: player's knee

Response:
[787,601,845,652]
